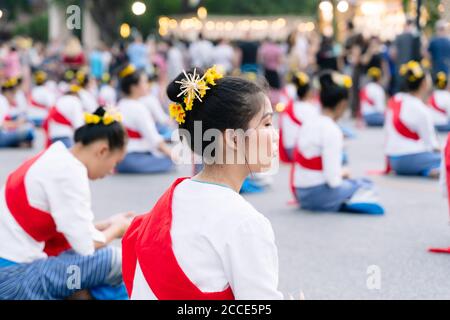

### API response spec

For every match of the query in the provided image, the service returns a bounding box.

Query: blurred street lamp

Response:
[132,1,147,16]
[337,1,349,13]
[197,6,207,20]
[120,23,131,38]
[0,10,3,19]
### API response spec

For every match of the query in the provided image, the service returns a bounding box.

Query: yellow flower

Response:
[204,65,223,86]
[197,79,209,98]
[184,94,194,111]
[437,72,447,81]
[169,103,186,124]
[296,72,309,86]
[368,67,382,79]
[84,113,101,124]
[103,114,114,125]
[343,75,353,88]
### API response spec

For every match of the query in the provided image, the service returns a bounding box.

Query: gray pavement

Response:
[1,125,450,299]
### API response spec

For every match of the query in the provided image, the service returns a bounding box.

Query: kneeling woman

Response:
[122,67,284,300]
[293,71,384,214]
[385,61,441,178]
[360,67,386,127]
[116,64,174,174]
[0,107,134,300]
[427,72,450,132]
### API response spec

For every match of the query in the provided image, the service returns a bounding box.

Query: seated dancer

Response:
[76,70,99,113]
[122,67,284,300]
[292,71,384,214]
[98,73,117,106]
[279,71,319,163]
[43,72,85,148]
[385,61,441,178]
[28,70,56,127]
[427,72,450,132]
[140,73,174,141]
[116,64,174,174]
[0,78,34,148]
[0,107,134,300]
[360,67,386,127]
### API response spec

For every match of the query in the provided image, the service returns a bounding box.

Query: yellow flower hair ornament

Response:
[2,77,19,89]
[119,64,136,79]
[169,66,223,124]
[69,84,82,93]
[84,110,122,126]
[368,67,382,79]
[399,60,424,81]
[296,72,310,86]
[437,72,447,89]
[34,71,47,84]
[332,72,353,89]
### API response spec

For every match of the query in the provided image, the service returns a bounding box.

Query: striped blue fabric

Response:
[0,246,124,300]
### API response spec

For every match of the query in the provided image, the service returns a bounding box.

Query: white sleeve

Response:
[46,168,105,256]
[143,96,169,124]
[372,85,386,114]
[416,107,439,150]
[136,106,164,150]
[222,215,284,300]
[322,126,343,188]
[71,102,85,129]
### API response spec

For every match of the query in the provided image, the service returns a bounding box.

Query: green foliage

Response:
[13,13,49,42]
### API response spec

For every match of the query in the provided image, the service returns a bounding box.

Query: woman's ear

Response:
[224,129,238,151]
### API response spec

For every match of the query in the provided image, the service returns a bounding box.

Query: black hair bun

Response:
[166,68,205,104]
[319,71,334,89]
[93,106,106,117]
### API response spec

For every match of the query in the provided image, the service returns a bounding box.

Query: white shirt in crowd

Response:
[293,114,344,188]
[118,98,163,154]
[385,93,439,156]
[167,45,185,82]
[48,94,84,140]
[78,88,98,113]
[281,100,320,150]
[213,43,235,74]
[189,39,214,68]
[0,94,9,127]
[0,142,105,263]
[28,85,56,120]
[361,82,386,115]
[428,89,450,126]
[98,84,117,106]
[131,179,284,300]
[140,94,170,125]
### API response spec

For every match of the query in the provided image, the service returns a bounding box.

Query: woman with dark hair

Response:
[0,77,34,148]
[279,71,319,163]
[292,71,384,214]
[116,64,174,174]
[43,69,86,148]
[0,107,133,299]
[359,67,386,127]
[122,67,283,300]
[385,61,441,178]
[427,72,450,132]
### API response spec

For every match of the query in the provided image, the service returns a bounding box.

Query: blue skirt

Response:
[389,152,441,177]
[51,137,73,148]
[0,246,127,300]
[0,128,34,148]
[363,112,385,127]
[116,152,174,174]
[435,122,450,132]
[295,178,383,214]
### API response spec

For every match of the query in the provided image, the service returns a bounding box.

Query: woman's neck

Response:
[322,108,337,121]
[193,164,249,193]
[127,93,141,100]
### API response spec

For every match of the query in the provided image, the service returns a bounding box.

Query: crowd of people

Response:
[0,16,449,299]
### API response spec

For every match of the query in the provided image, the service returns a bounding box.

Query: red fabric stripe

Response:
[293,148,323,171]
[360,88,375,107]
[5,152,71,256]
[122,177,235,300]
[42,107,73,147]
[126,128,143,139]
[389,97,420,141]
[428,94,447,115]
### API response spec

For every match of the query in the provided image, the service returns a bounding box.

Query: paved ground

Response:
[1,124,450,299]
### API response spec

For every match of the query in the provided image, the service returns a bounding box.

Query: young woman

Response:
[98,73,117,107]
[428,72,450,132]
[279,71,319,163]
[0,78,34,148]
[116,64,174,174]
[360,67,386,127]
[0,107,134,299]
[28,70,56,127]
[292,71,384,214]
[122,67,284,300]
[385,61,441,178]
[76,70,99,113]
[43,72,85,148]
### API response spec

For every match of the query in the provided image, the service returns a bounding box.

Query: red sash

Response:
[279,99,301,163]
[288,148,323,200]
[4,152,71,257]
[126,128,143,139]
[428,94,447,115]
[389,97,420,141]
[122,177,235,300]
[360,88,375,107]
[42,107,73,147]
[29,98,48,110]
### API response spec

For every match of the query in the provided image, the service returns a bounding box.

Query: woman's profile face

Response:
[244,95,279,173]
[132,73,149,98]
[87,141,126,180]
